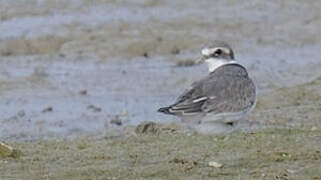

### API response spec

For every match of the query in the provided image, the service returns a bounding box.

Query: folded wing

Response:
[158,64,256,116]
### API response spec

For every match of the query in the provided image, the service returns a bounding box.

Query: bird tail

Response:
[157,106,173,115]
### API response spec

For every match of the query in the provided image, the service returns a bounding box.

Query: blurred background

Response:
[1,0,321,140]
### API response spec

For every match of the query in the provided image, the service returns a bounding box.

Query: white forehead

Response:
[201,48,212,56]
[201,47,231,56]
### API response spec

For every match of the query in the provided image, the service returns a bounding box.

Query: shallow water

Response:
[0,0,321,140]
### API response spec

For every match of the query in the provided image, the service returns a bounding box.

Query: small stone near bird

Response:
[208,161,223,168]
[0,142,22,159]
[110,115,122,126]
[135,122,159,135]
[42,106,53,113]
[79,90,87,95]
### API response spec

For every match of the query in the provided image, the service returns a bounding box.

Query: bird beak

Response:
[195,56,206,65]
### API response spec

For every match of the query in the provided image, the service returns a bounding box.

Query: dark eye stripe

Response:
[214,49,222,56]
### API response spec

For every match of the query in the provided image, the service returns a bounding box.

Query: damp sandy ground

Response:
[0,127,320,180]
[0,0,321,179]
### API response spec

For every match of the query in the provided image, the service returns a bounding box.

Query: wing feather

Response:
[160,64,256,116]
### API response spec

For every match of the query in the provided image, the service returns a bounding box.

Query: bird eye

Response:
[214,49,222,57]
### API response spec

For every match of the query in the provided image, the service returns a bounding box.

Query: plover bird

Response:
[158,41,256,132]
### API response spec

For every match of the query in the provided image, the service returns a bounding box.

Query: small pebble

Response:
[135,122,159,135]
[17,110,25,117]
[286,169,296,174]
[0,142,21,158]
[110,116,122,126]
[208,161,223,168]
[80,90,87,95]
[156,37,163,42]
[142,52,149,58]
[171,47,180,55]
[87,105,102,112]
[42,106,53,113]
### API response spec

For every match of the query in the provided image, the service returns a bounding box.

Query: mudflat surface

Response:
[0,0,321,179]
[1,127,320,179]
[1,0,321,140]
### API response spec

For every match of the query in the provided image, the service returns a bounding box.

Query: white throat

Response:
[205,58,237,72]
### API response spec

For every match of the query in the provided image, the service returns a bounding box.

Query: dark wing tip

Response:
[157,107,173,115]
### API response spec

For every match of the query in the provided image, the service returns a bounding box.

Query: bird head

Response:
[196,41,236,72]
